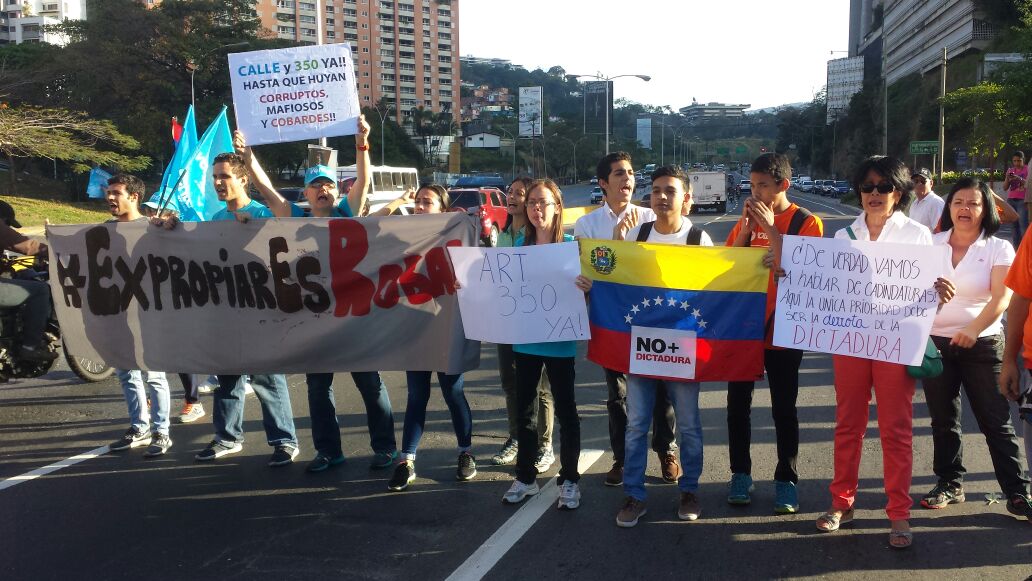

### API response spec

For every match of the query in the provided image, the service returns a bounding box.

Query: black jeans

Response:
[178,374,199,405]
[605,368,676,465]
[727,348,803,483]
[922,334,1030,496]
[514,352,579,485]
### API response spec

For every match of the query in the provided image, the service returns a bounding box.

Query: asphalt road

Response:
[2,186,1030,580]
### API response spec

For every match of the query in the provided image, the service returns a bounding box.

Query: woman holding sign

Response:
[816,156,954,549]
[919,178,1032,520]
[501,178,593,510]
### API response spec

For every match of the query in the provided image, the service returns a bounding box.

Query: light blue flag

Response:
[86,167,112,199]
[152,106,199,218]
[173,106,233,221]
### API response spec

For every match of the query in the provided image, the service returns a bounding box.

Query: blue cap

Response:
[305,165,336,186]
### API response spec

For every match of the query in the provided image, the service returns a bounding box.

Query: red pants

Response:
[830,355,915,521]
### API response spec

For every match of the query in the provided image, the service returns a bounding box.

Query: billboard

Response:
[584,80,613,135]
[518,86,543,137]
[636,118,652,149]
[826,56,864,124]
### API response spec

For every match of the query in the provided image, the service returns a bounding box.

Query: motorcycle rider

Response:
[0,200,57,362]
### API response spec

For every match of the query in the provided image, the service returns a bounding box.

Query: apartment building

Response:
[678,100,750,126]
[256,0,460,125]
[0,0,84,45]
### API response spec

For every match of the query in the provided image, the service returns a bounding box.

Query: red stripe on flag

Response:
[587,325,765,382]
[171,116,183,145]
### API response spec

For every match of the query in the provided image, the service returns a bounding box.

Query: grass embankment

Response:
[1,170,111,228]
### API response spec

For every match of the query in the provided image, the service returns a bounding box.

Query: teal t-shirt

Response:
[288,198,354,218]
[512,232,579,359]
[211,199,274,221]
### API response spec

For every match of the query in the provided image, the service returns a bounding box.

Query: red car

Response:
[448,187,508,247]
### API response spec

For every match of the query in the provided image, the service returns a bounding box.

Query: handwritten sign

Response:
[228,44,360,146]
[448,242,590,344]
[772,235,948,365]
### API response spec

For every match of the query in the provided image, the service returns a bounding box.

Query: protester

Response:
[574,152,681,487]
[102,174,173,457]
[371,184,476,490]
[190,152,300,467]
[0,200,56,363]
[1005,151,1028,246]
[725,153,823,514]
[502,178,592,510]
[234,119,400,472]
[919,177,1032,520]
[614,166,712,527]
[907,168,944,233]
[492,176,556,472]
[816,155,954,549]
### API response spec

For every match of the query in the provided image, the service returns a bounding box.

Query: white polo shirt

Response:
[908,191,945,232]
[835,210,933,245]
[626,218,713,246]
[574,202,656,240]
[931,229,1014,338]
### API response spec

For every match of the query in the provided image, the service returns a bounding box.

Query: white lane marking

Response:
[0,445,110,492]
[790,191,861,216]
[445,448,605,581]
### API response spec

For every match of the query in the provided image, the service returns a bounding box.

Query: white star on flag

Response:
[654,295,663,304]
[667,297,677,306]
[698,320,708,328]
[624,314,633,323]
[680,301,690,310]
[631,305,640,314]
[642,298,651,307]
[692,308,701,318]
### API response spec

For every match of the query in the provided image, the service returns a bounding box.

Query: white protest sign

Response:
[772,235,949,365]
[629,326,697,379]
[228,44,360,146]
[448,242,590,344]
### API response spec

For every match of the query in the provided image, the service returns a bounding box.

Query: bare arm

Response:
[1000,293,1029,400]
[993,189,1019,224]
[234,131,293,218]
[951,266,1011,347]
[370,187,414,216]
[346,114,372,217]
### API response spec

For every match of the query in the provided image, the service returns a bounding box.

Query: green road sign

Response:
[735,145,747,154]
[716,147,729,155]
[910,141,939,155]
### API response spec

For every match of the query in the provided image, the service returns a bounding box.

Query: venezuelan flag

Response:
[580,239,768,382]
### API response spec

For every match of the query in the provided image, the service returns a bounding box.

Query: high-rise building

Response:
[0,0,85,45]
[255,0,460,126]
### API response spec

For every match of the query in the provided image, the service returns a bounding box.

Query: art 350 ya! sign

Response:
[46,214,480,375]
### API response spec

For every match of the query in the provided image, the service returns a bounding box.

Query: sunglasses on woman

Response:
[859,182,896,195]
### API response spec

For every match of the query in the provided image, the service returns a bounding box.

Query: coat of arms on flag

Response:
[580,239,768,382]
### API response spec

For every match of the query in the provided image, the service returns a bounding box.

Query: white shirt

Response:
[908,191,945,232]
[573,202,656,240]
[625,217,713,246]
[834,210,933,245]
[931,229,1014,338]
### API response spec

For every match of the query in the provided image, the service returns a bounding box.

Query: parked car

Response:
[448,187,509,247]
[831,180,850,197]
[590,186,604,205]
[453,175,507,190]
[590,177,599,185]
[814,180,831,196]
[799,180,815,193]
[739,179,752,196]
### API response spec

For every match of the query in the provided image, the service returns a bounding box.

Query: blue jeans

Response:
[401,371,472,459]
[117,369,171,435]
[214,374,297,447]
[624,375,703,501]
[1009,199,1028,247]
[306,371,396,457]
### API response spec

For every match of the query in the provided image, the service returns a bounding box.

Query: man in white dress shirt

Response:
[907,167,944,232]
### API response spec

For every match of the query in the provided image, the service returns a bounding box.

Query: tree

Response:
[943,81,1032,183]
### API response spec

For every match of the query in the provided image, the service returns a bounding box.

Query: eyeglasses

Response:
[526,200,556,209]
[859,182,896,195]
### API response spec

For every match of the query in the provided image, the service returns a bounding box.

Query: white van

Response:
[337,164,419,215]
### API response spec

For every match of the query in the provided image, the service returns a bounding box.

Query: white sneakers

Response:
[557,482,581,510]
[501,479,581,510]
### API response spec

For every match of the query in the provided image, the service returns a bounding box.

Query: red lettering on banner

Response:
[328,219,375,316]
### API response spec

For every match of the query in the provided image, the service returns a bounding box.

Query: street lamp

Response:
[495,126,517,182]
[188,42,250,111]
[565,72,651,156]
[372,103,391,166]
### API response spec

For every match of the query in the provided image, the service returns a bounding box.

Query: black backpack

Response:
[635,221,705,245]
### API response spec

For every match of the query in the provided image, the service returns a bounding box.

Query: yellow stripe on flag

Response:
[579,238,768,293]
[563,205,597,225]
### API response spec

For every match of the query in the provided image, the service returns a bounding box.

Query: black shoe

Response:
[387,460,416,491]
[268,444,299,467]
[1007,493,1032,520]
[306,453,346,473]
[194,440,243,461]
[19,344,58,362]
[456,451,477,481]
[109,427,151,451]
[920,482,965,509]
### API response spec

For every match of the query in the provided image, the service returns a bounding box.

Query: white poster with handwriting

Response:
[448,242,590,344]
[772,235,949,366]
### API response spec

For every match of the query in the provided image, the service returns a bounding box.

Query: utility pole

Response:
[938,46,947,182]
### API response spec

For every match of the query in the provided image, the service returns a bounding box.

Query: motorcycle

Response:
[0,253,114,383]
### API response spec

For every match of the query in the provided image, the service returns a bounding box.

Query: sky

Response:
[460,0,851,111]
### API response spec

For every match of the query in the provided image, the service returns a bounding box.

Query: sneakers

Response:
[920,482,965,509]
[143,433,173,457]
[492,438,518,465]
[109,427,151,451]
[616,496,647,528]
[534,446,555,474]
[456,451,477,481]
[388,460,416,491]
[605,462,623,487]
[177,402,205,423]
[502,479,540,504]
[268,444,299,467]
[678,492,701,521]
[306,453,346,473]
[1006,493,1032,520]
[370,450,398,470]
[195,439,243,461]
[196,377,217,394]
[727,473,754,505]
[660,451,682,483]
[557,481,581,510]
[774,480,799,514]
